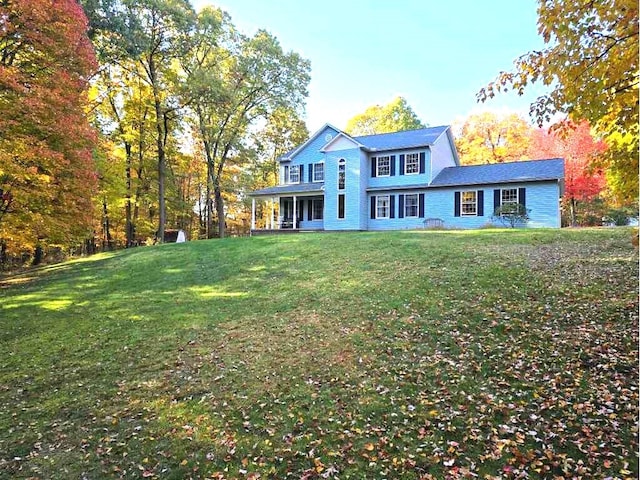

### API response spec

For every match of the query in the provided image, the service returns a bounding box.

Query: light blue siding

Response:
[368,190,429,230]
[425,181,561,228]
[323,148,363,230]
[368,149,432,189]
[281,126,340,183]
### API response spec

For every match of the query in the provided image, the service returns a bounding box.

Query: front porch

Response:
[250,193,325,234]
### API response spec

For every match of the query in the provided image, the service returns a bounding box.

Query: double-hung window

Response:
[376,156,390,176]
[289,165,300,184]
[312,198,323,220]
[404,194,419,217]
[405,153,419,174]
[376,195,390,219]
[313,163,324,182]
[501,188,518,206]
[461,191,477,216]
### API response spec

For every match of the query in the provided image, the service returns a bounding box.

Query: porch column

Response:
[270,198,275,230]
[293,195,297,229]
[251,197,256,230]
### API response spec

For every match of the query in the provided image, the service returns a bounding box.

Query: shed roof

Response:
[251,182,324,197]
[430,158,564,187]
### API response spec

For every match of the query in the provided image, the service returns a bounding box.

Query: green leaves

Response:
[345,96,426,136]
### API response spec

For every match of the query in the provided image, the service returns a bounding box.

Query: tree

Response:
[455,112,534,164]
[345,96,425,136]
[478,0,638,202]
[0,0,98,263]
[182,8,310,238]
[528,121,607,225]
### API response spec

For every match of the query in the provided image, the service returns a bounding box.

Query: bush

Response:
[492,203,530,228]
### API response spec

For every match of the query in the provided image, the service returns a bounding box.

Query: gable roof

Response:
[430,158,564,187]
[320,131,364,151]
[278,123,342,162]
[353,125,450,151]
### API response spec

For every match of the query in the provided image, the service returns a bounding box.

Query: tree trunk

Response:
[125,143,134,247]
[102,197,113,251]
[33,244,43,266]
[149,58,166,243]
[214,183,225,238]
[570,197,577,226]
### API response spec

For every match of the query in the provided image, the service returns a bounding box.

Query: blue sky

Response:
[192,0,548,133]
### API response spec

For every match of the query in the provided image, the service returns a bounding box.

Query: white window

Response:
[405,194,419,217]
[313,163,324,182]
[312,198,323,220]
[376,195,390,219]
[461,191,477,216]
[289,165,300,183]
[338,159,345,190]
[501,188,518,206]
[376,156,390,176]
[405,153,419,174]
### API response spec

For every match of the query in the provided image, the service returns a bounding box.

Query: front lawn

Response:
[0,228,637,479]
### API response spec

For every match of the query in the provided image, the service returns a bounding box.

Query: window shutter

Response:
[308,164,313,182]
[390,195,395,218]
[419,152,426,174]
[399,155,405,175]
[371,157,376,177]
[307,200,312,221]
[477,190,484,216]
[370,196,376,219]
[454,191,461,217]
[519,187,526,207]
[299,165,304,183]
[494,189,500,212]
[284,165,289,183]
[398,194,404,218]
[390,155,396,176]
[419,193,425,218]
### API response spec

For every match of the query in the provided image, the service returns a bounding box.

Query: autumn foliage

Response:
[0,0,98,261]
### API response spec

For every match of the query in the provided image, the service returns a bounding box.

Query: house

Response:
[249,124,564,232]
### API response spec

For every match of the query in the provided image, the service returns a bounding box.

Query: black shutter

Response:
[390,195,395,218]
[398,194,404,218]
[370,196,376,219]
[307,199,312,221]
[299,165,304,183]
[419,193,425,218]
[519,187,526,207]
[454,191,461,217]
[399,155,405,175]
[477,190,484,216]
[371,157,376,177]
[494,189,500,212]
[419,152,426,174]
[284,165,289,183]
[308,164,313,182]
[390,155,396,176]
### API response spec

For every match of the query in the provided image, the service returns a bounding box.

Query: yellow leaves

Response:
[363,442,375,451]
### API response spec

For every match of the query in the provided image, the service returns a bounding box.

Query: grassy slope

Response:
[0,229,637,479]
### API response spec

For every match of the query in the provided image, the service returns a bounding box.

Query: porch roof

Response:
[250,182,324,197]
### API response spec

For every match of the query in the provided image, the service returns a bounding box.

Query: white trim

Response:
[337,158,346,191]
[376,195,390,219]
[404,152,420,175]
[320,131,365,152]
[337,193,346,220]
[500,187,519,207]
[375,155,391,177]
[280,123,342,161]
[288,165,300,184]
[460,190,478,216]
[312,162,324,182]
[404,193,419,218]
[311,198,324,220]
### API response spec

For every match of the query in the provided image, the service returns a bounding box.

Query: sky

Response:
[192,0,549,133]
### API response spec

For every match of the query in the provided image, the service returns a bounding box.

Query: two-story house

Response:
[249,124,564,232]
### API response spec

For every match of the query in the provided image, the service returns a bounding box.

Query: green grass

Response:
[0,228,638,479]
